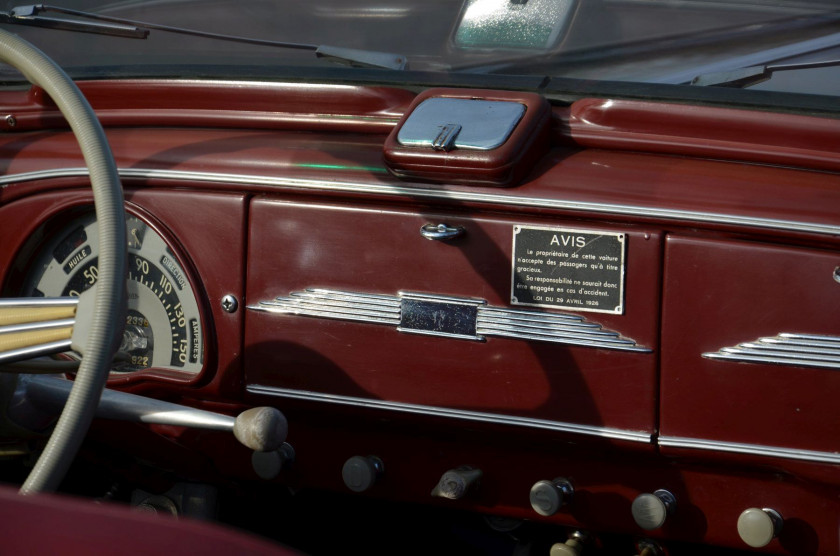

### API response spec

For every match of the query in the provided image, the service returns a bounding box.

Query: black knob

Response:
[342,455,384,492]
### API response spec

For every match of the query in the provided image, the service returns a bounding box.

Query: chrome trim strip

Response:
[479,314,615,335]
[395,327,484,342]
[771,333,840,347]
[249,288,649,351]
[477,301,647,351]
[250,289,401,325]
[705,353,840,369]
[476,328,643,350]
[399,291,487,306]
[658,436,840,465]
[299,288,400,304]
[246,384,652,443]
[1,167,838,237]
[478,319,612,335]
[703,333,840,369]
[738,342,839,357]
[479,306,590,324]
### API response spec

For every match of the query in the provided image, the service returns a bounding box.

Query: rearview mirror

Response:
[454,0,579,50]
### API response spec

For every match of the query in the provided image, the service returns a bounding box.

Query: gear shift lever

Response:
[12,375,287,452]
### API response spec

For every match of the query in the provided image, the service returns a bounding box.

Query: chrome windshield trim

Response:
[659,436,840,465]
[246,384,653,443]
[2,167,838,237]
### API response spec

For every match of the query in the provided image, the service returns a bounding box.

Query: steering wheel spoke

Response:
[0,298,78,365]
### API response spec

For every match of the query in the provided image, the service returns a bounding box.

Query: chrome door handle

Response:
[420,223,465,241]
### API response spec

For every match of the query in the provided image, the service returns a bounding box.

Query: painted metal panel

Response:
[244,198,661,437]
[661,236,840,456]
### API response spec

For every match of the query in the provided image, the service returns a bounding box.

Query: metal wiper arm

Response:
[0,5,148,38]
[0,4,407,70]
[691,58,840,87]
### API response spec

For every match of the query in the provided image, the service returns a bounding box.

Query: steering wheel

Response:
[0,28,127,494]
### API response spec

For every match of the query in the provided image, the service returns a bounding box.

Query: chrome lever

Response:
[420,223,465,241]
[13,375,287,452]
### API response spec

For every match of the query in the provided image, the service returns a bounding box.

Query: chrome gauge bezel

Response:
[14,203,208,381]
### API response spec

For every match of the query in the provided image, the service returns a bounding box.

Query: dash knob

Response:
[431,466,482,500]
[550,531,588,556]
[737,507,783,548]
[631,489,676,530]
[233,406,287,452]
[342,455,384,493]
[635,540,664,556]
[251,442,295,480]
[529,478,574,516]
[550,539,582,556]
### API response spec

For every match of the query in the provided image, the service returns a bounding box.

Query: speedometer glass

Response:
[22,212,204,374]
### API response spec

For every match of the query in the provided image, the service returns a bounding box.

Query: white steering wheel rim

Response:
[0,28,127,494]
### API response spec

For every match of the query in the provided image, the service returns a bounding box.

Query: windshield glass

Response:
[1,1,839,100]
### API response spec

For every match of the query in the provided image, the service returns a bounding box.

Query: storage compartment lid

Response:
[397,98,525,151]
[383,88,551,187]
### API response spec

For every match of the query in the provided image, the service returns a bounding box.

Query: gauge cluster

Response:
[22,212,204,375]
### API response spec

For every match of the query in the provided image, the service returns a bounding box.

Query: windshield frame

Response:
[0,0,839,117]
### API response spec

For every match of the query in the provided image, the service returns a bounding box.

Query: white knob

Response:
[550,538,583,556]
[631,489,676,530]
[737,508,782,548]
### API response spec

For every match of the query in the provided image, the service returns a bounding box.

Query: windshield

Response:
[1,1,839,101]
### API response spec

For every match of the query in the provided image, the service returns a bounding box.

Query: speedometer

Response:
[22,212,204,374]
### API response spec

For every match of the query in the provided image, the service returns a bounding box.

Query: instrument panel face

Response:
[22,212,204,375]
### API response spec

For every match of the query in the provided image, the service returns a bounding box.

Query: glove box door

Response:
[245,198,661,445]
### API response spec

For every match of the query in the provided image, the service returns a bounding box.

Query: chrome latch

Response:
[432,124,462,151]
[420,223,465,241]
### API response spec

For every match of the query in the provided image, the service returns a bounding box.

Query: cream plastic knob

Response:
[631,490,676,530]
[550,539,583,556]
[530,478,574,516]
[737,508,783,548]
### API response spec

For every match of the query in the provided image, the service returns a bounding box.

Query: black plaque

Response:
[398,296,481,340]
[511,225,626,314]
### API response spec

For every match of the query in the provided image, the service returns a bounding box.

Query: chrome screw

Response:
[5,115,16,128]
[221,294,239,313]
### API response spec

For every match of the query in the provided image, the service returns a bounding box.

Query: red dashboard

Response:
[0,80,838,555]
